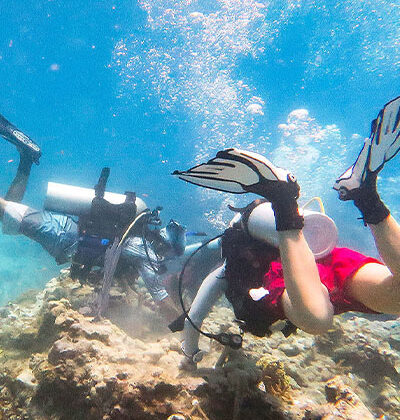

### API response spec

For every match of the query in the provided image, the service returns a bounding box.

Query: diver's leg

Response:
[278,230,334,335]
[5,152,34,202]
[0,201,29,235]
[335,160,400,313]
[1,112,41,202]
[121,237,181,321]
[137,264,181,322]
[345,216,400,314]
[19,210,78,264]
[182,264,227,358]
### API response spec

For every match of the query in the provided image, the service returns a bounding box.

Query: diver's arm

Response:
[279,230,334,334]
[4,152,33,203]
[182,263,227,357]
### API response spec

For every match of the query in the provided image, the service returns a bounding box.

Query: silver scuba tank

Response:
[44,182,147,216]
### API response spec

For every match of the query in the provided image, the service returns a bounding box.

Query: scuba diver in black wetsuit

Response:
[0,113,187,326]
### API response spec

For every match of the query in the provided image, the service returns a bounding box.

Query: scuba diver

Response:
[173,96,400,370]
[0,113,186,325]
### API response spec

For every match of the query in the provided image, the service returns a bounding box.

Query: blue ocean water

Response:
[0,0,399,304]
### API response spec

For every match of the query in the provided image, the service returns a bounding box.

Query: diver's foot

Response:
[0,113,41,164]
[334,96,400,201]
[179,357,197,372]
[173,147,298,201]
[14,137,41,165]
[333,138,371,201]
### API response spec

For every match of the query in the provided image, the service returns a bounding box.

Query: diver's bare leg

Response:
[336,169,400,313]
[346,215,400,314]
[279,230,334,334]
[5,152,33,203]
[369,216,400,275]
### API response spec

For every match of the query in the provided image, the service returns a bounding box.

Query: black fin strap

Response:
[272,199,304,231]
[355,193,390,226]
[353,172,390,226]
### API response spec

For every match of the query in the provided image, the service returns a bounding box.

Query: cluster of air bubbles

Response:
[272,108,360,203]
[203,195,238,231]
[112,0,400,229]
[303,1,400,81]
[112,0,300,155]
[203,108,362,230]
[112,1,307,228]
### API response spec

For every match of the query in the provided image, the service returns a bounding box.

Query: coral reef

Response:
[0,269,398,419]
[303,376,375,420]
[256,356,291,400]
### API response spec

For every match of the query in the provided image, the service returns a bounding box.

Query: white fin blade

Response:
[369,96,400,172]
[175,173,246,193]
[174,147,294,194]
[225,148,290,182]
[333,137,371,193]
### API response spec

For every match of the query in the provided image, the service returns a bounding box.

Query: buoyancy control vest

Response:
[222,203,297,337]
[70,168,138,280]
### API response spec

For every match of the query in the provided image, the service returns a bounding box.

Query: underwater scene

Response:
[1,0,400,419]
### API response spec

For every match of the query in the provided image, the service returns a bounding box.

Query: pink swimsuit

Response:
[262,247,382,320]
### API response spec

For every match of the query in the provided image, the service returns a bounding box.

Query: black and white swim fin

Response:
[172,148,292,194]
[334,96,400,199]
[0,113,41,164]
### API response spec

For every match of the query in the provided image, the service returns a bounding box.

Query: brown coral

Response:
[256,356,292,400]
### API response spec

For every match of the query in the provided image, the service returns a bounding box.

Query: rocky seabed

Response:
[0,270,399,419]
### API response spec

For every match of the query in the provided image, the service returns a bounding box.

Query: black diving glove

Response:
[244,174,304,231]
[350,171,390,225]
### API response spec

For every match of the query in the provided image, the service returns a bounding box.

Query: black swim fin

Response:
[0,113,41,164]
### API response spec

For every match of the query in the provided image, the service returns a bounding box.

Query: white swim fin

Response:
[334,96,400,200]
[172,148,292,194]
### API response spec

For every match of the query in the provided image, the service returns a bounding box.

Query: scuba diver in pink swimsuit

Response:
[173,96,400,369]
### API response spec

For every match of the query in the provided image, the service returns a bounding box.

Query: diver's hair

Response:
[221,227,279,266]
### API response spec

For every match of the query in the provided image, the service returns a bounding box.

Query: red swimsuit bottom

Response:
[262,247,382,320]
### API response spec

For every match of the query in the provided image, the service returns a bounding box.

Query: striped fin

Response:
[173,148,291,194]
[333,95,400,199]
[369,96,400,172]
